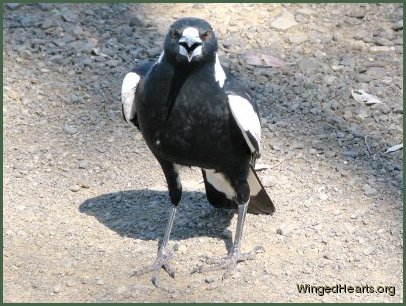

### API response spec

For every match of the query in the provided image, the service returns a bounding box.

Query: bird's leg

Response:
[131,159,182,286]
[222,201,264,279]
[131,205,178,287]
[192,201,264,280]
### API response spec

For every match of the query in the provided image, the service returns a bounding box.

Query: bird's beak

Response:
[178,27,203,62]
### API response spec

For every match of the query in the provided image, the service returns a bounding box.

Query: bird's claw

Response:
[131,247,176,287]
[191,245,265,280]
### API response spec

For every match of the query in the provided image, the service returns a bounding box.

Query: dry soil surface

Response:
[3,3,403,302]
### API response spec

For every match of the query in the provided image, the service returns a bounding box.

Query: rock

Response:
[61,12,78,23]
[6,3,21,10]
[318,193,329,201]
[78,160,88,169]
[392,20,403,31]
[96,278,104,285]
[362,184,377,196]
[339,55,355,67]
[287,33,308,45]
[70,95,85,104]
[381,76,392,85]
[332,65,344,72]
[38,3,52,11]
[366,66,386,77]
[147,47,161,57]
[49,55,64,65]
[347,8,365,19]
[374,37,393,46]
[343,150,358,159]
[370,46,395,53]
[276,223,293,236]
[332,31,342,42]
[70,185,81,192]
[313,50,326,58]
[392,105,403,114]
[129,17,143,27]
[270,12,297,31]
[63,125,78,135]
[325,151,337,158]
[18,48,32,59]
[53,285,62,293]
[294,13,306,23]
[41,19,54,30]
[79,182,90,188]
[205,277,215,284]
[351,40,365,51]
[324,75,336,85]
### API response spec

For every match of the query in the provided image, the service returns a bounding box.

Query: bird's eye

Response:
[200,31,212,41]
[172,29,181,40]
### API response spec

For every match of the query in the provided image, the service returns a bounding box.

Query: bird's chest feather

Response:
[139,64,236,166]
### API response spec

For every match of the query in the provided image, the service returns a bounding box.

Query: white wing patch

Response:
[228,95,261,152]
[204,169,236,200]
[215,54,226,88]
[121,72,140,123]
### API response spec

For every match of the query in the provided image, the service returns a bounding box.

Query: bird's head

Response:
[164,17,218,66]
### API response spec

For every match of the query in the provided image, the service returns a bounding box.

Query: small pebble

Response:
[49,55,64,65]
[63,125,78,135]
[6,3,21,10]
[96,278,104,285]
[78,160,88,169]
[70,185,81,192]
[318,193,329,201]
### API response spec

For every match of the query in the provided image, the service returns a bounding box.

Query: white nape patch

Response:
[156,51,164,64]
[121,72,140,123]
[215,54,226,88]
[204,169,236,200]
[228,95,261,152]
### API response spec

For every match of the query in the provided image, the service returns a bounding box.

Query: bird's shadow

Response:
[79,189,236,252]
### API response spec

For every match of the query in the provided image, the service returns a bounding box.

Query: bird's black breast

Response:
[137,59,249,170]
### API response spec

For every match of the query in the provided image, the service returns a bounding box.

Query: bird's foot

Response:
[191,245,264,280]
[131,246,176,287]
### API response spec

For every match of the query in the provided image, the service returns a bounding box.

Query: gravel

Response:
[3,3,402,303]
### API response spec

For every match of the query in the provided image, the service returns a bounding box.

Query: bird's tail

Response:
[247,166,275,215]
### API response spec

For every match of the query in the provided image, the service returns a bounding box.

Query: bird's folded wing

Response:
[121,72,140,124]
[227,94,261,154]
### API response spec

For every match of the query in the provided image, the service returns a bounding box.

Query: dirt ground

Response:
[3,3,403,302]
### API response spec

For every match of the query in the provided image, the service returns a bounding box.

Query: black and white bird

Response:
[121,17,275,286]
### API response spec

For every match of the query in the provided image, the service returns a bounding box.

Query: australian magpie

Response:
[121,17,275,286]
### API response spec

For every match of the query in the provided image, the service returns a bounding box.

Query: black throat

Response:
[165,65,193,123]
